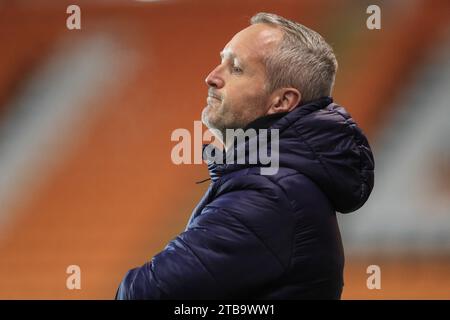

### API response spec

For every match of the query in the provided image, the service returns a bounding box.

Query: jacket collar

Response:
[204,97,333,181]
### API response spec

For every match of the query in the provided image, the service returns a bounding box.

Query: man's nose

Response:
[205,66,224,89]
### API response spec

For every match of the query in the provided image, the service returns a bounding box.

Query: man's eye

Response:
[231,66,243,73]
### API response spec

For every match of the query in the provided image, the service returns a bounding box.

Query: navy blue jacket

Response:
[116,97,374,299]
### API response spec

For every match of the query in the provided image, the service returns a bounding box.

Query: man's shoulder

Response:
[215,166,315,195]
[208,166,323,215]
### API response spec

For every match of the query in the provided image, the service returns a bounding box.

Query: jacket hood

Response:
[205,97,375,213]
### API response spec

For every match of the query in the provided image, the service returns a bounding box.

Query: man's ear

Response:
[266,88,301,115]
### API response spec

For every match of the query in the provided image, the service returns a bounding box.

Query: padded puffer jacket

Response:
[116,96,374,299]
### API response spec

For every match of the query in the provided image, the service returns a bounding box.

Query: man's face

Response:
[202,24,283,136]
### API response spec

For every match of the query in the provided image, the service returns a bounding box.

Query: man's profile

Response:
[116,12,374,300]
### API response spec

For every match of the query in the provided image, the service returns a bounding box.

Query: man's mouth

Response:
[208,89,222,101]
[207,95,221,106]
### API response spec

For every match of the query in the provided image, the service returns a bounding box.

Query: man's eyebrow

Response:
[220,50,231,58]
[220,50,243,66]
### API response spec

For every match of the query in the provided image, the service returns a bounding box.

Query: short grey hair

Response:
[250,12,338,103]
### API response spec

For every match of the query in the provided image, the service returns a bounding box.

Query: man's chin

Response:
[201,106,216,129]
[202,114,224,135]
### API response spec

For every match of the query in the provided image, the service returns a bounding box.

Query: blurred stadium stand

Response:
[0,0,449,299]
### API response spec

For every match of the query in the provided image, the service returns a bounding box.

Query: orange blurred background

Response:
[0,0,449,299]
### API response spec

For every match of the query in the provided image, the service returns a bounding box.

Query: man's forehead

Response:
[222,24,283,61]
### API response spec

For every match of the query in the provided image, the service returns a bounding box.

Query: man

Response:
[116,12,374,299]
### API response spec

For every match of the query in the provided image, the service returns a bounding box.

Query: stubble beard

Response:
[202,95,269,146]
